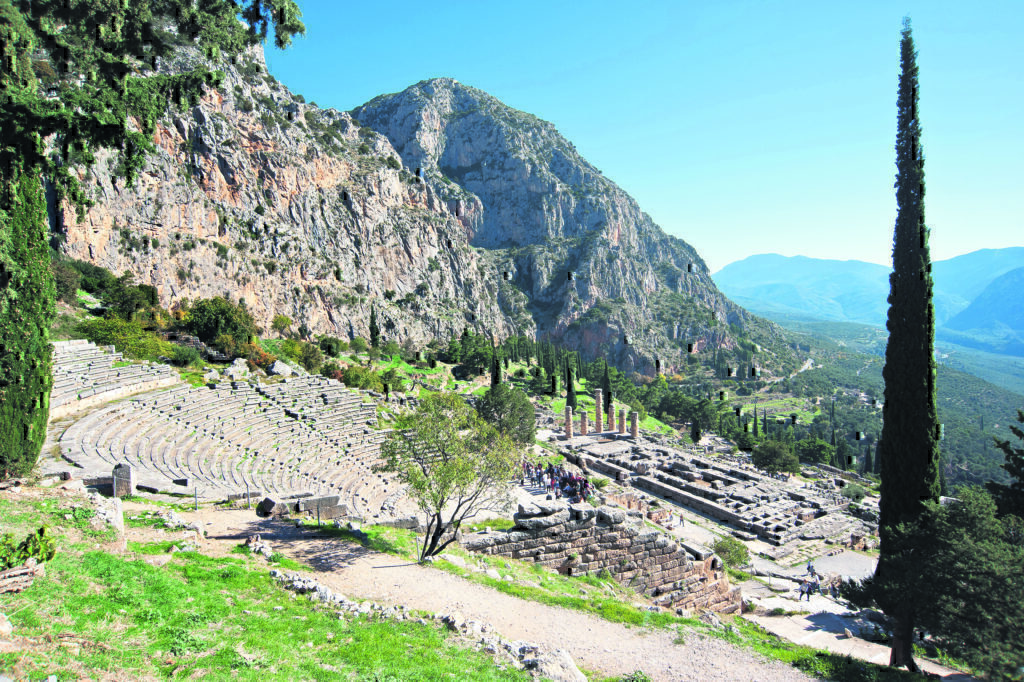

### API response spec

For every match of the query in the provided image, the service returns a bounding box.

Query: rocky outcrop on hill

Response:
[351,79,795,373]
[57,45,526,346]
[56,43,796,375]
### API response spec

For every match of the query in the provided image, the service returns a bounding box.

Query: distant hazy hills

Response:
[714,248,1024,356]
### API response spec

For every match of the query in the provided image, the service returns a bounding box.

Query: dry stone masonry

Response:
[463,501,741,614]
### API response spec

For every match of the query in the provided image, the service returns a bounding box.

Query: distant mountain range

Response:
[713,248,1024,356]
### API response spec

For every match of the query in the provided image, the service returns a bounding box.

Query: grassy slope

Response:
[0,494,527,681]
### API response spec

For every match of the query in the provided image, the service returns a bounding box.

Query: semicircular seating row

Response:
[50,340,178,413]
[59,363,403,519]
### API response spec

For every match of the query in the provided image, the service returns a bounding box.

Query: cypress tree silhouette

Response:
[369,306,380,349]
[874,19,940,672]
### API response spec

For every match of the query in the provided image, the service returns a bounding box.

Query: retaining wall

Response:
[463,502,740,614]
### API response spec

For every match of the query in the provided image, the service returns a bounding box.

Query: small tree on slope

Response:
[378,393,520,561]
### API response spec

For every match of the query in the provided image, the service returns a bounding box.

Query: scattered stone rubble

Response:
[270,569,586,681]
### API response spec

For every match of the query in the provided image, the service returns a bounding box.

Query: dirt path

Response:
[172,506,811,682]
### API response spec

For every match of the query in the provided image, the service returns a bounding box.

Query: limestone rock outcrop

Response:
[56,45,796,374]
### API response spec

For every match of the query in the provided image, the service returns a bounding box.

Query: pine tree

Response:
[987,408,1024,518]
[874,19,941,672]
[369,306,380,349]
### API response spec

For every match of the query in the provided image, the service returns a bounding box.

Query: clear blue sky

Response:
[264,0,1023,273]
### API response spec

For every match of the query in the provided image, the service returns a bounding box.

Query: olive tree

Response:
[378,392,520,561]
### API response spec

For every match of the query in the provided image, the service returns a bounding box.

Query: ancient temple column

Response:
[618,408,627,435]
[630,411,640,439]
[580,410,588,436]
[565,405,574,438]
[608,404,615,432]
[594,389,603,432]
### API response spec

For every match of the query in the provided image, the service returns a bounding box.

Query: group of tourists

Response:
[521,461,593,503]
[798,562,841,601]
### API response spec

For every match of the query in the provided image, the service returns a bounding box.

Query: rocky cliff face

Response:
[353,79,790,374]
[58,47,526,346]
[58,48,794,376]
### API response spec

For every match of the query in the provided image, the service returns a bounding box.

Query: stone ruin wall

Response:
[463,502,741,614]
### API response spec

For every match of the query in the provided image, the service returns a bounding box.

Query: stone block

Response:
[112,463,134,498]
[596,507,625,525]
[256,496,293,517]
[315,504,350,520]
[569,503,597,521]
[298,495,341,512]
[517,502,542,518]
[514,509,570,531]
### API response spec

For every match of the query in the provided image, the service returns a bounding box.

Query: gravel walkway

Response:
[187,507,814,682]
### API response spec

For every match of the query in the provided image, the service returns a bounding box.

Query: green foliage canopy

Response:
[184,297,257,352]
[476,382,536,447]
[378,393,520,561]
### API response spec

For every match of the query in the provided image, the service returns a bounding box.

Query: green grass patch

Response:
[2,537,529,680]
[461,518,516,533]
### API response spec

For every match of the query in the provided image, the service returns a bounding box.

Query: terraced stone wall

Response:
[463,502,740,614]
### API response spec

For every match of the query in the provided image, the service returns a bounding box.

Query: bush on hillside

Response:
[319,335,347,357]
[184,297,257,353]
[170,345,203,368]
[66,259,116,295]
[350,337,368,353]
[712,536,750,568]
[341,365,384,392]
[75,317,172,360]
[298,341,323,373]
[380,367,406,392]
[51,261,81,304]
[841,483,867,503]
[239,342,276,371]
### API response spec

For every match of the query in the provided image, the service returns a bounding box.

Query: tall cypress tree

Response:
[490,339,500,388]
[874,19,940,672]
[369,306,380,349]
[566,364,577,410]
[602,364,612,413]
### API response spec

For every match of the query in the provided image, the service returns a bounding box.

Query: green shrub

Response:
[712,536,750,568]
[842,483,867,503]
[298,341,323,373]
[350,337,368,353]
[66,258,116,295]
[51,261,81,303]
[318,335,347,357]
[341,365,384,392]
[0,526,57,570]
[184,297,257,353]
[75,317,170,360]
[170,345,203,368]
